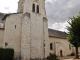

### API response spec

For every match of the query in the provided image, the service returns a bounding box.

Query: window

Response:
[44,44,45,47]
[50,43,53,50]
[15,25,16,29]
[50,53,52,55]
[32,4,35,12]
[69,44,71,50]
[36,5,39,13]
[5,42,8,47]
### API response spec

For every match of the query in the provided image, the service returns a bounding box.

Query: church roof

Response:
[2,12,22,20]
[0,13,5,22]
[48,29,67,38]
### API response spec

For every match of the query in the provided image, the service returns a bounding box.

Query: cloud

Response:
[45,0,80,31]
[0,0,80,32]
[0,0,19,13]
[51,21,69,32]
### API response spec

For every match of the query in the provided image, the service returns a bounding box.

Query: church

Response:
[0,0,76,60]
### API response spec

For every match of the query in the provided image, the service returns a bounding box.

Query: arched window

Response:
[32,4,35,12]
[37,5,39,13]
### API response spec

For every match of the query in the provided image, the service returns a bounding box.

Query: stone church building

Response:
[0,0,77,60]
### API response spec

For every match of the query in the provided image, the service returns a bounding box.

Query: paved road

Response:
[61,58,80,60]
[61,58,74,60]
[58,56,80,60]
[58,56,74,60]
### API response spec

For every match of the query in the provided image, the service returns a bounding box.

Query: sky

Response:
[0,0,80,32]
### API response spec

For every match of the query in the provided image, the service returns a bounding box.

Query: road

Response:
[58,56,80,60]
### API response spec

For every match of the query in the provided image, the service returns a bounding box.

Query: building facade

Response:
[48,29,75,57]
[0,0,50,60]
[0,0,77,60]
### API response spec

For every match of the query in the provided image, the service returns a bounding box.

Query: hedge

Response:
[0,48,14,60]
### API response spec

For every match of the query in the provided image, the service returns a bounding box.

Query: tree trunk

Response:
[75,47,79,59]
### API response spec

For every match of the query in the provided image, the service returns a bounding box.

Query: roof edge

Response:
[2,12,23,20]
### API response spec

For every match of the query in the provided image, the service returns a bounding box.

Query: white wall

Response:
[3,13,22,58]
[0,29,4,47]
[49,36,73,56]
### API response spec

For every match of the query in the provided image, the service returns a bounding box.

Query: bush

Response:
[70,53,75,56]
[0,48,3,60]
[0,48,14,60]
[46,54,59,60]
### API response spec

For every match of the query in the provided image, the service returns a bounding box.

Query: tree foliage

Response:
[67,14,80,47]
[67,13,80,58]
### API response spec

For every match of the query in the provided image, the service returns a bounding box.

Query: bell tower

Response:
[18,0,49,60]
[18,0,46,17]
[18,0,24,12]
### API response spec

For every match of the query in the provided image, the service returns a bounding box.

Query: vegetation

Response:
[46,54,59,60]
[0,48,14,60]
[67,13,80,58]
[70,53,75,56]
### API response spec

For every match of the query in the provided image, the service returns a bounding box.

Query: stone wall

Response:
[78,48,80,54]
[49,36,74,56]
[0,29,4,47]
[43,17,49,58]
[3,13,22,58]
[18,0,24,12]
[21,0,49,59]
[23,0,46,17]
[21,12,48,60]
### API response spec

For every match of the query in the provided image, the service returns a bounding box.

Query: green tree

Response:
[67,13,80,58]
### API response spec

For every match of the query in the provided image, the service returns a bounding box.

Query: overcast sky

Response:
[0,0,80,32]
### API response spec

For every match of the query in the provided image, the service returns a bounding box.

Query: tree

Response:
[67,13,80,59]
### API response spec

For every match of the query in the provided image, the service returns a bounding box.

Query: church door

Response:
[60,50,63,57]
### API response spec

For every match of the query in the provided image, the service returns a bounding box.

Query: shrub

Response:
[0,48,3,60]
[70,53,75,56]
[46,54,59,60]
[0,48,14,60]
